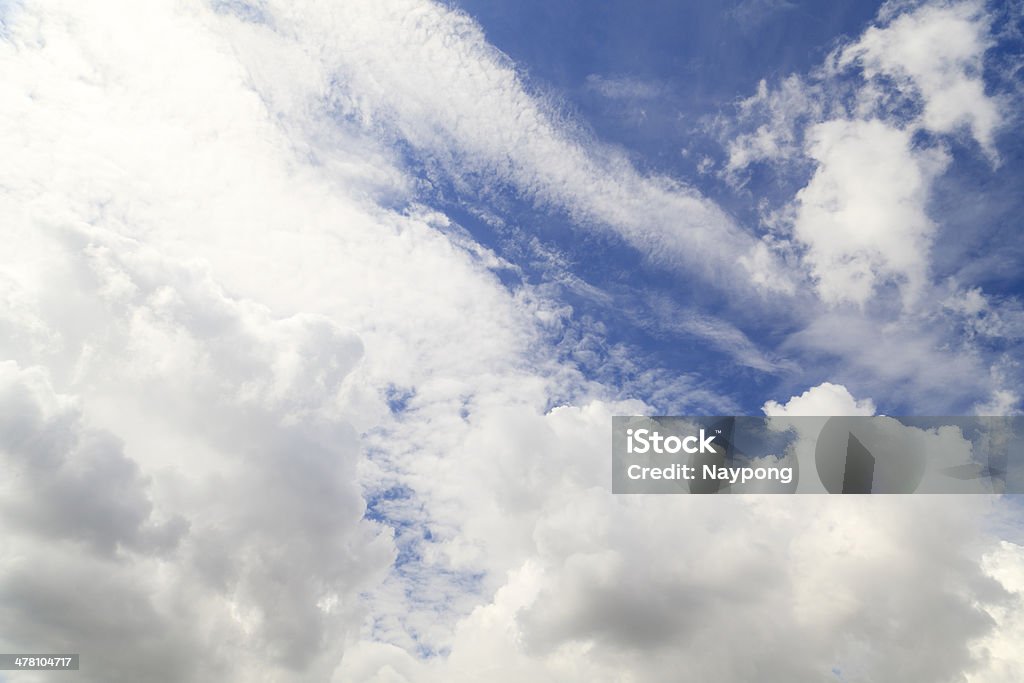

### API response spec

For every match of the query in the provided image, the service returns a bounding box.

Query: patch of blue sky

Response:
[361,530,486,655]
[209,0,268,24]
[995,495,1024,544]
[449,0,881,104]
[446,0,882,162]
[384,384,417,416]
[364,485,486,602]
[0,0,21,40]
[436,190,785,413]
[930,140,1024,297]
[420,206,769,417]
[364,605,459,659]
[363,484,417,524]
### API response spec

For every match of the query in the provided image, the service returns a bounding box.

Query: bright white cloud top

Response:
[1,0,1023,681]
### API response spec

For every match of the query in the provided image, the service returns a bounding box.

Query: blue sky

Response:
[368,0,1024,417]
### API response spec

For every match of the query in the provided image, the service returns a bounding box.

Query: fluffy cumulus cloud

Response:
[0,224,394,681]
[342,492,1020,683]
[838,0,1002,154]
[727,0,1006,307]
[968,541,1024,683]
[784,0,1006,306]
[809,0,1000,305]
[718,0,1020,413]
[1,0,1023,682]
[762,381,877,417]
[0,361,187,557]
[794,118,949,306]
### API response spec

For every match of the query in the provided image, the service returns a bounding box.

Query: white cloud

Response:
[760,383,876,495]
[615,290,797,375]
[974,389,1021,416]
[0,1,1021,682]
[944,287,1024,341]
[347,382,1017,680]
[339,495,1012,682]
[968,541,1024,683]
[725,1,1005,308]
[762,381,877,417]
[0,224,396,681]
[242,0,794,295]
[0,360,186,556]
[786,309,995,410]
[0,0,547,676]
[711,1,1019,413]
[584,74,665,100]
[793,118,949,306]
[725,75,824,175]
[839,0,1002,155]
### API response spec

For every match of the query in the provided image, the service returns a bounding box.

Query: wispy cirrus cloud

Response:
[243,0,796,296]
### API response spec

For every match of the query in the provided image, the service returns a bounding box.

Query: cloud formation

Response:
[0,0,1021,682]
[727,0,1006,307]
[839,0,1002,154]
[794,118,949,305]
